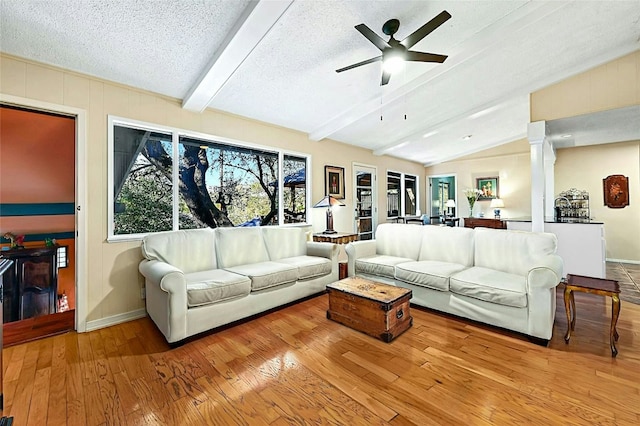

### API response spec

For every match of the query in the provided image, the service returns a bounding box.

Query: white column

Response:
[543,140,556,220]
[528,121,547,233]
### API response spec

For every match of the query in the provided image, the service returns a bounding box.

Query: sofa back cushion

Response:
[375,223,423,260]
[474,228,557,276]
[262,227,307,260]
[141,228,216,273]
[216,227,269,268]
[418,226,474,266]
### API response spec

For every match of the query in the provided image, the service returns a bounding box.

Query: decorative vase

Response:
[467,198,476,218]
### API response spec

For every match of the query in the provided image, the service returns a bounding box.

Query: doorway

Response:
[0,105,77,345]
[428,175,457,218]
[353,164,377,240]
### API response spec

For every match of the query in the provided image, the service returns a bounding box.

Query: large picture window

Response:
[108,117,310,240]
[113,126,174,235]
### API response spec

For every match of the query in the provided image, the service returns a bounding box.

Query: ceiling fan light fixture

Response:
[382,55,405,74]
[462,135,472,140]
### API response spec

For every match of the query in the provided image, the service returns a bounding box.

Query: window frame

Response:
[386,171,401,218]
[57,245,69,269]
[386,169,420,218]
[107,115,312,242]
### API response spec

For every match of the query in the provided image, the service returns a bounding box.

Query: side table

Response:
[312,232,358,245]
[563,273,621,357]
[312,233,358,279]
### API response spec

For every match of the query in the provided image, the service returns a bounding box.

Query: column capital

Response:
[528,121,547,145]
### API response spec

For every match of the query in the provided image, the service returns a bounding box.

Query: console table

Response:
[463,217,506,229]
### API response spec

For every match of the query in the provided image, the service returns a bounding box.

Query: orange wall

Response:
[0,106,75,203]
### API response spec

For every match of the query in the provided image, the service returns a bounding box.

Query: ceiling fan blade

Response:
[405,51,448,63]
[401,10,451,49]
[355,24,391,51]
[336,56,382,73]
[381,71,391,86]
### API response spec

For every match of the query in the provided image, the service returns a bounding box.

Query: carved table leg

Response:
[564,287,573,343]
[610,295,621,357]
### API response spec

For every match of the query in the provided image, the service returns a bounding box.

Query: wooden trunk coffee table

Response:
[326,277,412,342]
[564,273,621,357]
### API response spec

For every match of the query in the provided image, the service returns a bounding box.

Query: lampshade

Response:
[313,195,345,209]
[490,198,505,208]
[445,199,456,208]
[313,195,345,234]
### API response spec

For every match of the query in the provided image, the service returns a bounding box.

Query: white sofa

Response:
[139,226,339,344]
[345,223,563,342]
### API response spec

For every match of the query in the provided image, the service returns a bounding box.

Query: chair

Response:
[445,217,460,227]
[405,217,424,225]
[426,215,443,225]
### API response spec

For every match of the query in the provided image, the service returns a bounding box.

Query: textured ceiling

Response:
[1,0,639,165]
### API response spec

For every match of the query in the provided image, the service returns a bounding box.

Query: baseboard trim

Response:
[85,308,147,332]
[606,258,640,265]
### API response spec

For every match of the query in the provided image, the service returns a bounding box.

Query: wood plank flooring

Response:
[3,285,640,425]
[3,310,75,347]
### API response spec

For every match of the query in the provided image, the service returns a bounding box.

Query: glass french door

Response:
[353,165,377,240]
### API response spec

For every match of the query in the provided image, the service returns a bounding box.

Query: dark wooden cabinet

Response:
[1,246,58,323]
[464,217,507,229]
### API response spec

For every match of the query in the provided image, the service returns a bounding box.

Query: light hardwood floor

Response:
[4,285,640,425]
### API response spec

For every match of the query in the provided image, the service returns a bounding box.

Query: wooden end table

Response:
[563,273,621,357]
[312,232,358,244]
[313,233,358,279]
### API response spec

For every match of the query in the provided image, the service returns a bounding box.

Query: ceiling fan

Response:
[336,10,451,86]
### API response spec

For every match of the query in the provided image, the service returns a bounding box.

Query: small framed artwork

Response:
[603,174,629,208]
[325,165,345,199]
[476,177,499,200]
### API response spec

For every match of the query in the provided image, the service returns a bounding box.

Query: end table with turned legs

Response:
[563,273,621,357]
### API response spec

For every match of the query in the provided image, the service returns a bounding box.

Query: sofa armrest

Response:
[526,254,564,292]
[139,259,188,343]
[345,240,377,277]
[306,241,339,261]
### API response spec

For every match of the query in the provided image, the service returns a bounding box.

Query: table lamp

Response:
[313,195,345,234]
[445,199,456,217]
[490,198,505,219]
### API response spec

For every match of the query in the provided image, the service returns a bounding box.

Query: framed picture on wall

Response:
[476,177,499,200]
[603,174,629,208]
[325,165,345,199]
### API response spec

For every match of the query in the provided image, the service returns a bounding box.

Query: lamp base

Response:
[494,209,501,219]
[322,230,338,234]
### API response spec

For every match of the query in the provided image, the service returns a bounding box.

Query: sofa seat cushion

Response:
[275,256,332,280]
[355,255,414,279]
[449,267,527,308]
[225,261,298,291]
[396,261,469,291]
[184,269,251,308]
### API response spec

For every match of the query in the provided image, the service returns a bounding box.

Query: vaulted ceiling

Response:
[2,1,639,165]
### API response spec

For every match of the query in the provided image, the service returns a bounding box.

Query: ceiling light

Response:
[462,135,472,140]
[561,134,572,138]
[422,131,438,139]
[382,55,405,74]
